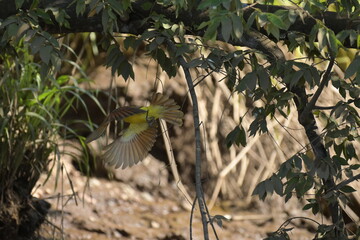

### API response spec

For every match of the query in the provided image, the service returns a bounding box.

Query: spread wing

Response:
[102,122,158,169]
[85,107,146,143]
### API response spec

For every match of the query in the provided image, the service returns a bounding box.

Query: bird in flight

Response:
[85,93,184,169]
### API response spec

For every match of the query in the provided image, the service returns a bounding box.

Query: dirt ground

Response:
[35,152,319,240]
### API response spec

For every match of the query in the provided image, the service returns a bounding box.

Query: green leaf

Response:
[333,142,344,156]
[267,23,280,40]
[15,0,25,9]
[6,23,19,38]
[231,14,243,39]
[326,30,339,57]
[302,176,314,194]
[225,126,246,148]
[333,155,347,165]
[278,161,290,179]
[265,179,274,195]
[225,68,236,90]
[317,162,330,180]
[284,176,298,195]
[108,0,125,15]
[221,16,232,42]
[237,71,257,92]
[197,21,210,30]
[317,27,327,51]
[267,13,288,30]
[204,20,220,41]
[252,181,267,200]
[293,155,302,170]
[279,92,294,101]
[302,154,313,170]
[350,164,360,170]
[246,11,257,28]
[345,55,360,79]
[30,36,45,54]
[285,192,292,203]
[56,75,70,85]
[303,203,315,211]
[257,67,270,91]
[39,45,52,65]
[336,30,350,43]
[118,60,134,80]
[289,70,303,89]
[272,175,283,195]
[354,98,360,108]
[75,0,86,15]
[141,1,153,11]
[340,185,356,193]
[311,203,319,215]
[187,58,203,68]
[344,142,355,159]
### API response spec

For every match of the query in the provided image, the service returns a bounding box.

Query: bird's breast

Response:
[123,113,148,123]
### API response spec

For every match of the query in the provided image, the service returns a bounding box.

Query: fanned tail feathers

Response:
[151,93,184,126]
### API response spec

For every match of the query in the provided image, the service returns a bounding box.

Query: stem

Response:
[166,40,209,239]
[247,31,345,235]
[189,196,197,240]
[335,173,360,191]
[292,85,345,235]
[300,57,335,123]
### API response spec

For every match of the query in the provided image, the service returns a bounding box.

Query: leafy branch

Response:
[300,57,335,124]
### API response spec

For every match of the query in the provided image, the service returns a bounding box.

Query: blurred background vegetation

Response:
[0,0,360,239]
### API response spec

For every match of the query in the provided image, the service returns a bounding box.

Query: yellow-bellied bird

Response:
[85,93,183,169]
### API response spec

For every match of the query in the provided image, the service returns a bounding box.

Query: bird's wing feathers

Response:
[85,107,146,143]
[103,123,158,169]
[85,116,110,143]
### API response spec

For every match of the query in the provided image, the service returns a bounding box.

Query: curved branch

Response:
[166,39,209,239]
[300,57,335,123]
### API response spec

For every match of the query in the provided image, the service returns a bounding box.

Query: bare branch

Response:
[166,39,209,239]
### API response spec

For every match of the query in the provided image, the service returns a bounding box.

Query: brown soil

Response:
[35,152,317,240]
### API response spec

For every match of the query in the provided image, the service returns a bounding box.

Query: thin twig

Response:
[203,188,220,240]
[189,196,197,240]
[334,173,360,191]
[166,39,209,239]
[159,119,193,207]
[300,57,335,123]
[276,216,320,232]
[314,99,356,110]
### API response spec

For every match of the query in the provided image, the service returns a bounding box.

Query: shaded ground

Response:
[35,152,317,240]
